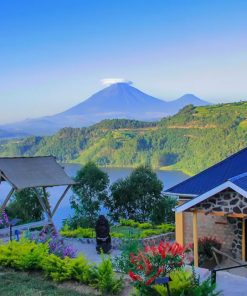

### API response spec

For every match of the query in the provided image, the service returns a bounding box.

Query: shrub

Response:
[111,232,125,239]
[70,255,93,284]
[154,269,221,296]
[60,227,95,238]
[189,236,222,265]
[137,222,153,229]
[92,255,123,295]
[0,239,48,270]
[156,223,175,233]
[154,269,192,296]
[139,229,163,238]
[128,241,186,295]
[119,219,139,227]
[36,228,77,258]
[113,239,143,273]
[42,254,73,282]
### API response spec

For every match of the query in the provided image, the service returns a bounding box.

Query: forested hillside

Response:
[0,102,247,175]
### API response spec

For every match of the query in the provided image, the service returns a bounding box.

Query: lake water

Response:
[0,164,189,229]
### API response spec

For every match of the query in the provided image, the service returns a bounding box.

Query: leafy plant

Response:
[113,239,143,273]
[137,222,153,229]
[0,239,48,270]
[60,227,95,238]
[119,219,139,227]
[189,236,222,265]
[128,241,186,295]
[92,255,123,295]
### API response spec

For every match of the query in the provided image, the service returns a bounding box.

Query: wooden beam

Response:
[188,209,247,219]
[193,211,199,267]
[51,185,71,217]
[42,187,53,218]
[34,188,50,217]
[0,188,15,213]
[243,219,246,261]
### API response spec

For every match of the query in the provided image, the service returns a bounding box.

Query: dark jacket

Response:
[95,215,110,238]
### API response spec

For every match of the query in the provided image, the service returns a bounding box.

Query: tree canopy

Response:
[102,165,163,222]
[69,162,109,228]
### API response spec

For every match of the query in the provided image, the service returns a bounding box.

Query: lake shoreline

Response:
[68,162,193,177]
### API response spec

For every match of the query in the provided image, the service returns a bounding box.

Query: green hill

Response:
[1,102,247,175]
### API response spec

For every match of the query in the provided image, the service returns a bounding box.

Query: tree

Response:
[150,195,177,225]
[70,162,109,228]
[7,189,44,223]
[103,165,163,222]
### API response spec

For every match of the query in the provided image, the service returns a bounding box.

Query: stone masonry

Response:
[183,189,247,259]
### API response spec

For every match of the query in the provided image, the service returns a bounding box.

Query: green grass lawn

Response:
[0,269,95,296]
[111,225,142,238]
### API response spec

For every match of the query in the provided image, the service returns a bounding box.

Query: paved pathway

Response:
[64,238,121,264]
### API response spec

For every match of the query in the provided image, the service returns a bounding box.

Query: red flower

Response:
[128,271,143,282]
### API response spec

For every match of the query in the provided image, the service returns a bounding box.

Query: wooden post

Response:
[193,211,199,267]
[175,212,184,246]
[51,185,71,217]
[0,188,15,213]
[242,219,246,261]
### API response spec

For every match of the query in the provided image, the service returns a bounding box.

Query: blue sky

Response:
[0,0,247,123]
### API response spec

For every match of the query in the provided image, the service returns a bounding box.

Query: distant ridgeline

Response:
[0,101,247,175]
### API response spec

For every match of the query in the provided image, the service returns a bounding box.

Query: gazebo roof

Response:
[0,156,76,190]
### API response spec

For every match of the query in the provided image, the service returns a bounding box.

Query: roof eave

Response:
[163,191,198,198]
[175,181,247,213]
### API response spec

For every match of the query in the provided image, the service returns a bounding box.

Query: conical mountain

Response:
[1,83,209,136]
[60,83,168,115]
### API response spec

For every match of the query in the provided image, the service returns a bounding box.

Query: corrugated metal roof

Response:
[165,147,247,196]
[230,173,247,192]
[0,156,76,190]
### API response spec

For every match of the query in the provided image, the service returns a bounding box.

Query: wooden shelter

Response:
[164,147,247,266]
[0,156,76,229]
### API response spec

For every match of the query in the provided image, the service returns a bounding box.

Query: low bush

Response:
[139,229,163,238]
[113,239,143,273]
[119,219,139,227]
[128,241,186,295]
[154,268,220,296]
[156,223,175,232]
[60,227,95,238]
[0,240,123,295]
[137,222,153,229]
[189,236,222,265]
[0,240,48,270]
[92,255,123,295]
[111,232,125,238]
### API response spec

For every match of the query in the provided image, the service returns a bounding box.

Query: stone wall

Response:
[183,189,246,259]
[196,189,247,215]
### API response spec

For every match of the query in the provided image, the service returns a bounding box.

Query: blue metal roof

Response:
[165,147,247,196]
[229,173,247,192]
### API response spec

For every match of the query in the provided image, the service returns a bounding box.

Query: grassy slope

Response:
[0,102,247,175]
[0,269,94,296]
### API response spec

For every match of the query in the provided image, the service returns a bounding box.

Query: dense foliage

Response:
[189,236,222,266]
[102,165,163,222]
[6,189,44,224]
[60,221,175,239]
[0,239,123,295]
[1,101,247,174]
[69,162,109,228]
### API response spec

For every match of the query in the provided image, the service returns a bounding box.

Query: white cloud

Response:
[100,78,133,86]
